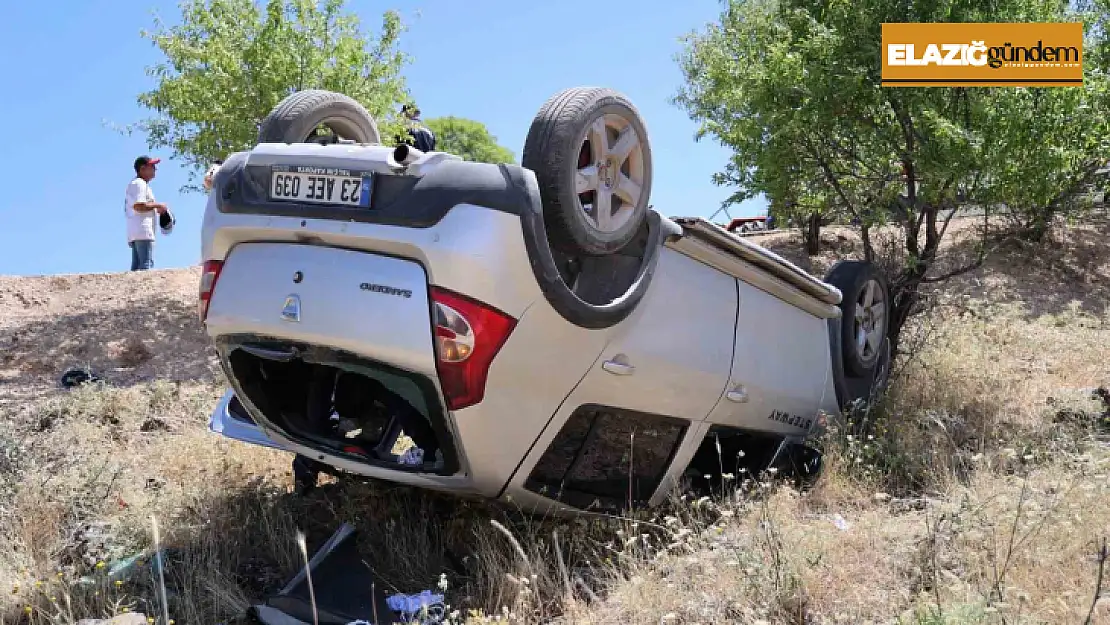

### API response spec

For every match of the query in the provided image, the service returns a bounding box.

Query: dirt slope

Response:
[0,267,219,399]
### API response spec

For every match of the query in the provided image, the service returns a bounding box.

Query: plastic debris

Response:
[253,604,311,625]
[76,615,148,625]
[398,446,425,466]
[386,590,445,623]
[250,523,393,623]
[75,549,168,588]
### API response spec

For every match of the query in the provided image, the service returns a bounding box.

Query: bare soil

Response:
[0,267,219,394]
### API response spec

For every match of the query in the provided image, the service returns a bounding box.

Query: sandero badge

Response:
[359,282,413,298]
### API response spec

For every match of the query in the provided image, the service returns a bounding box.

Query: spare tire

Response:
[258,90,381,145]
[523,87,653,256]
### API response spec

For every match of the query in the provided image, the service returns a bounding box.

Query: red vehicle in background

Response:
[724,216,775,234]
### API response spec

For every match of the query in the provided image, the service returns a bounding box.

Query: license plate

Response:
[269,165,373,208]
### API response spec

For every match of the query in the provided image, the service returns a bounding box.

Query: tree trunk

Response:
[1025,211,1052,243]
[861,223,874,263]
[888,290,916,361]
[804,212,822,255]
[887,262,928,360]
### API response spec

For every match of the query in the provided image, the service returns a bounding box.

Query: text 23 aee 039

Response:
[270,171,370,207]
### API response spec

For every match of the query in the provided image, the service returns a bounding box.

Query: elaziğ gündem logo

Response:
[881,22,1083,87]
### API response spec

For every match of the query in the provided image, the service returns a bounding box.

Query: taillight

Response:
[198,259,224,322]
[429,287,517,411]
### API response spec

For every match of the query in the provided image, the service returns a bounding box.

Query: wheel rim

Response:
[301,116,375,145]
[305,121,348,144]
[854,278,886,365]
[574,113,645,234]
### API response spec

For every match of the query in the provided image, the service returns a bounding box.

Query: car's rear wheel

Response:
[522,87,653,256]
[258,90,381,145]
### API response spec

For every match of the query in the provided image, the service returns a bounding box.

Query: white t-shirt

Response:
[124,178,157,242]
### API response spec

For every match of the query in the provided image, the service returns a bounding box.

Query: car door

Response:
[499,247,738,508]
[560,247,738,422]
[705,277,829,436]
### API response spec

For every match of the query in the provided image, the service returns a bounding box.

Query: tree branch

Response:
[802,134,860,217]
[920,231,1017,284]
[936,203,962,242]
[1047,159,1104,210]
[920,258,985,283]
[825,135,890,178]
[934,178,960,241]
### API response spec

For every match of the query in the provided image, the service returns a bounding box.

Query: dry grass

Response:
[0,217,1108,624]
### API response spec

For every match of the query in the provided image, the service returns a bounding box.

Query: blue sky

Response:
[0,0,766,277]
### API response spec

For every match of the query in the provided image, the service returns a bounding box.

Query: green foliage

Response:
[674,0,1110,347]
[423,116,516,164]
[134,0,411,190]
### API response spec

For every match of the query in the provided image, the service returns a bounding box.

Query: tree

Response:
[424,116,516,164]
[765,161,842,255]
[708,101,847,254]
[132,0,411,190]
[675,0,1110,354]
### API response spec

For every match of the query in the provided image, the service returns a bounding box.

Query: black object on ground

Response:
[60,367,101,388]
[291,455,322,495]
[248,523,394,625]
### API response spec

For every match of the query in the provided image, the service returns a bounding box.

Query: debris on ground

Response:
[249,523,395,625]
[386,590,446,622]
[61,521,129,571]
[75,614,149,625]
[60,367,101,388]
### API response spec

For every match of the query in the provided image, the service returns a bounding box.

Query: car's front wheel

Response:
[826,260,891,377]
[824,260,893,408]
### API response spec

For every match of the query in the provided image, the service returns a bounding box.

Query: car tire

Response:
[258,89,381,145]
[522,87,653,256]
[824,260,891,378]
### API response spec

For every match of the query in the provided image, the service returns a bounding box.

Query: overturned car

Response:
[200,87,891,513]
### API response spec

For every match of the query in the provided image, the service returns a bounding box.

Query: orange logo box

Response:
[881,22,1083,87]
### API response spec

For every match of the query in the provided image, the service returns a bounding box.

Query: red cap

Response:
[134,155,161,173]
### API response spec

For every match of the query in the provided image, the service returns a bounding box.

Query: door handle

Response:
[726,386,748,403]
[601,359,635,376]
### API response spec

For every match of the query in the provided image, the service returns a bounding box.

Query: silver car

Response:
[201,87,891,513]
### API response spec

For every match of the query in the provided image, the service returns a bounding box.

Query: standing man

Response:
[398,103,436,153]
[124,155,169,271]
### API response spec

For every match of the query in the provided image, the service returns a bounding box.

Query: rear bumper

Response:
[207,389,286,451]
